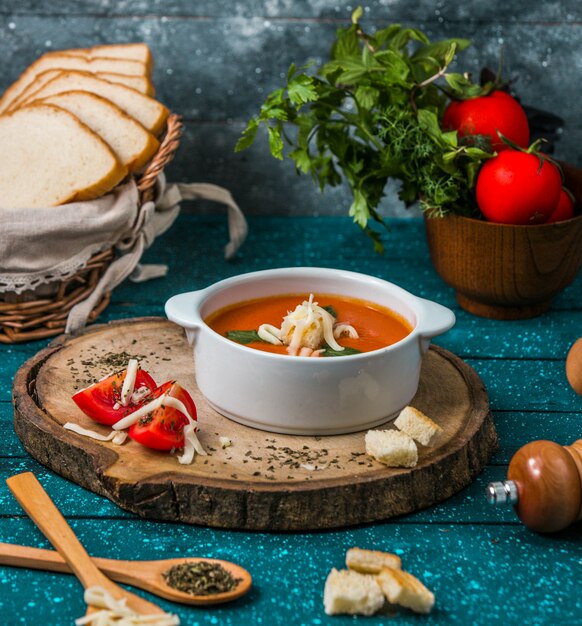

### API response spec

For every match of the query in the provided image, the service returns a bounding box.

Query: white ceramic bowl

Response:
[165,268,455,435]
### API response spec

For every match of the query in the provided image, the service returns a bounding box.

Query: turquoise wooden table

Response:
[1,215,581,625]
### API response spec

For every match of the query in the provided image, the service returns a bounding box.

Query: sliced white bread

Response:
[323,569,385,616]
[53,43,153,75]
[41,91,159,172]
[8,69,154,112]
[20,71,168,136]
[0,104,127,209]
[0,53,147,113]
[97,71,154,96]
[365,429,418,468]
[8,70,66,111]
[394,406,443,446]
[346,548,402,574]
[376,567,435,614]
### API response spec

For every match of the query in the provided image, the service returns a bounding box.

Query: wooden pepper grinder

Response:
[487,338,582,532]
[487,438,582,532]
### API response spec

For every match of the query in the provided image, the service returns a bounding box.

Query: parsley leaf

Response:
[287,73,318,106]
[322,305,337,317]
[226,330,265,344]
[235,118,259,152]
[321,344,362,357]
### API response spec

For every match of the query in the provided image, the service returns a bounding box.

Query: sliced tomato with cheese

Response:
[72,363,157,426]
[127,381,198,451]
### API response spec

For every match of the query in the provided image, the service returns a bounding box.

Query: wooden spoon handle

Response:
[0,542,135,582]
[0,542,72,573]
[6,473,111,591]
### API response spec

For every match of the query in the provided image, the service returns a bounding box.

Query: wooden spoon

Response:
[0,542,252,605]
[6,472,167,617]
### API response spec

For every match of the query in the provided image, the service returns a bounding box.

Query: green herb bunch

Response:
[236,7,493,251]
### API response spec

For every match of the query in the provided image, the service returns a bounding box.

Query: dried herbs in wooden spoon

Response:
[163,561,242,597]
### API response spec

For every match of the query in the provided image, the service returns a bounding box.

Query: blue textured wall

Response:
[0,1,580,216]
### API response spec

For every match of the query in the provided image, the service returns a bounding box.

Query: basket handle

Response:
[137,113,184,204]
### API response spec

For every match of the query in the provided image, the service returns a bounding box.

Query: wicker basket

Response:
[0,114,183,344]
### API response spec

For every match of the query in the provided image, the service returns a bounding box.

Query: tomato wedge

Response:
[72,368,157,426]
[128,382,197,451]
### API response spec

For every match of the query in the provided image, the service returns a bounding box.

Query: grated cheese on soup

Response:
[259,294,358,357]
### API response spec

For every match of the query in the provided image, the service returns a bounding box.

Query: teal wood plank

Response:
[440,310,582,359]
[0,518,580,626]
[466,359,582,413]
[492,411,582,464]
[0,344,49,404]
[0,403,25,458]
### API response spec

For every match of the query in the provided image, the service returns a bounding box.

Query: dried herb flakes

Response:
[163,561,241,596]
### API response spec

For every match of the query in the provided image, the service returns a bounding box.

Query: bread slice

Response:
[394,406,443,446]
[346,548,402,574]
[7,70,62,111]
[96,72,154,96]
[20,72,168,136]
[41,91,159,172]
[0,104,127,209]
[376,567,435,614]
[54,43,153,75]
[365,429,418,468]
[8,69,154,112]
[323,569,384,616]
[0,53,147,113]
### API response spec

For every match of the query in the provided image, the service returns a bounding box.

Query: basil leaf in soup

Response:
[321,344,362,357]
[322,305,337,318]
[226,330,266,344]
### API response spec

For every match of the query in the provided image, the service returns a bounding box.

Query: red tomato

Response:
[476,150,562,224]
[73,368,157,426]
[128,382,197,451]
[442,91,530,152]
[546,188,575,223]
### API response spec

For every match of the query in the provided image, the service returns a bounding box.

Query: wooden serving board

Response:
[13,317,497,531]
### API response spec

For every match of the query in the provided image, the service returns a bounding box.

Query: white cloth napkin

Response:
[0,174,248,333]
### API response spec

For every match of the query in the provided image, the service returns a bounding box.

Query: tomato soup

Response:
[205,293,412,356]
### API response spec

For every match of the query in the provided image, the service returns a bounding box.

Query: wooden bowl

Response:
[424,163,582,320]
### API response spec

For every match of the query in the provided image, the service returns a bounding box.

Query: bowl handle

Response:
[414,298,456,354]
[165,291,206,345]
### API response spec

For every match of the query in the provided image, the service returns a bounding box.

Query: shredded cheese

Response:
[298,347,323,358]
[300,463,327,471]
[257,323,283,345]
[112,395,166,430]
[120,359,139,407]
[160,395,208,464]
[219,436,232,449]
[64,423,128,445]
[333,323,359,339]
[261,293,352,356]
[130,386,151,404]
[75,586,179,625]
